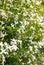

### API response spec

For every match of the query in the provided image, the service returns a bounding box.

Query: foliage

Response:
[0,0,44,65]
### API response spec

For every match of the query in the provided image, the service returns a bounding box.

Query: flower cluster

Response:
[0,0,44,65]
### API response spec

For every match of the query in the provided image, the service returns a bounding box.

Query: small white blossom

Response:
[29,46,32,51]
[37,16,43,23]
[28,59,31,63]
[30,26,35,31]
[1,11,6,16]
[38,42,43,48]
[0,42,3,46]
[12,45,18,51]
[11,38,17,45]
[23,12,28,16]
[4,42,9,48]
[15,14,18,21]
[36,1,42,5]
[11,23,14,27]
[30,5,33,8]
[23,20,29,25]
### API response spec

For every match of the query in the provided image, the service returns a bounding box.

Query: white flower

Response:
[11,23,14,27]
[15,21,18,24]
[34,45,37,48]
[0,42,3,46]
[30,5,33,8]
[30,17,34,20]
[31,12,35,17]
[21,0,25,4]
[36,1,42,5]
[15,15,18,21]
[2,26,4,29]
[29,36,33,40]
[23,20,29,25]
[1,33,5,37]
[32,0,35,2]
[30,26,35,30]
[29,46,32,51]
[27,0,30,2]
[38,42,43,48]
[4,42,9,48]
[23,12,28,16]
[17,40,22,44]
[11,38,17,45]
[3,51,8,55]
[28,59,31,63]
[12,45,18,51]
[37,16,43,23]
[1,11,5,16]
